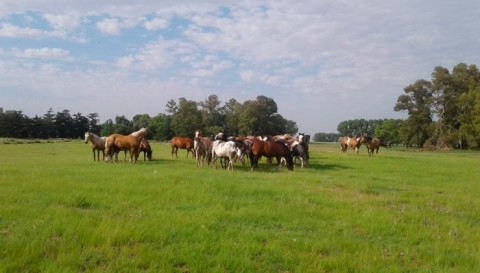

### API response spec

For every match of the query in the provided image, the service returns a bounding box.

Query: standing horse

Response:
[104,128,147,163]
[360,135,385,156]
[139,139,153,161]
[290,141,309,168]
[194,136,207,167]
[84,132,106,161]
[170,137,194,159]
[340,135,362,155]
[211,140,242,170]
[194,130,213,164]
[249,138,294,171]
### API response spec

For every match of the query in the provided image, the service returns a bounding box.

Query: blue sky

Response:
[1,0,479,134]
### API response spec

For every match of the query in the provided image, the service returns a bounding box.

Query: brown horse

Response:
[340,135,362,155]
[170,137,194,159]
[84,132,106,161]
[249,138,294,171]
[194,130,213,164]
[104,128,147,163]
[139,139,152,161]
[360,135,385,156]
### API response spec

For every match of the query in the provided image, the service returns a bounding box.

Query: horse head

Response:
[84,132,90,144]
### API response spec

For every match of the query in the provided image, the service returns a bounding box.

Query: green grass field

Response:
[1,140,479,273]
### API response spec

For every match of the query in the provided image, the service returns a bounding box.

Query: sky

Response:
[1,0,479,134]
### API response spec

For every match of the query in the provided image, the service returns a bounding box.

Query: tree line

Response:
[0,95,299,141]
[313,63,480,150]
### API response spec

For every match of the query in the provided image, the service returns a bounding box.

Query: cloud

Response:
[23,48,71,59]
[42,13,81,32]
[96,18,122,35]
[144,17,169,31]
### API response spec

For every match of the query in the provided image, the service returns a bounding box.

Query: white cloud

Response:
[144,17,169,31]
[96,18,122,35]
[43,13,81,32]
[23,48,71,59]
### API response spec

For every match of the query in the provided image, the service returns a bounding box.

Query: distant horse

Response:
[170,137,194,159]
[105,128,147,163]
[84,132,106,161]
[340,135,362,155]
[194,130,213,164]
[139,139,153,161]
[360,135,385,156]
[211,140,242,170]
[249,138,294,171]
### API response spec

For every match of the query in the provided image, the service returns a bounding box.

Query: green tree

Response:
[149,114,173,141]
[171,98,202,137]
[394,79,434,147]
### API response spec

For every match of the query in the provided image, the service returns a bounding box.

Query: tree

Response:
[149,113,173,141]
[394,79,433,147]
[171,98,202,137]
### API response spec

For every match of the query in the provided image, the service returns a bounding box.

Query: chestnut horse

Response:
[249,138,294,171]
[84,132,106,161]
[340,135,362,155]
[104,128,147,163]
[170,137,194,159]
[360,135,385,156]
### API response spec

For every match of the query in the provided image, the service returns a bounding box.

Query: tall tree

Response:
[394,79,434,147]
[171,98,202,137]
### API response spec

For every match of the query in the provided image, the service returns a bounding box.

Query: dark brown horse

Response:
[170,137,194,159]
[104,128,147,163]
[340,135,362,155]
[248,138,294,171]
[139,139,152,161]
[360,135,385,156]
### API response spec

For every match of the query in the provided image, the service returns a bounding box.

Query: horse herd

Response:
[84,128,384,171]
[169,130,310,171]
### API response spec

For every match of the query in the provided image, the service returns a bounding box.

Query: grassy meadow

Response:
[0,140,479,273]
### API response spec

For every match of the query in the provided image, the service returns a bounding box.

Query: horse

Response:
[290,141,309,168]
[298,133,310,160]
[84,132,106,161]
[249,138,294,171]
[139,139,152,161]
[360,135,385,156]
[340,135,362,155]
[193,136,207,167]
[170,137,194,159]
[194,130,213,164]
[211,140,242,170]
[104,128,147,163]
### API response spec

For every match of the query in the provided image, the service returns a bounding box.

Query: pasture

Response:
[0,140,479,273]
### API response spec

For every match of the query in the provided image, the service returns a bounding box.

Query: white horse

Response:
[84,132,106,161]
[211,140,242,170]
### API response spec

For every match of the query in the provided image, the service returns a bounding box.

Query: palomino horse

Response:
[249,138,294,171]
[104,128,147,163]
[84,132,106,161]
[211,140,242,170]
[360,135,385,156]
[170,137,194,159]
[139,139,153,161]
[340,135,362,155]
